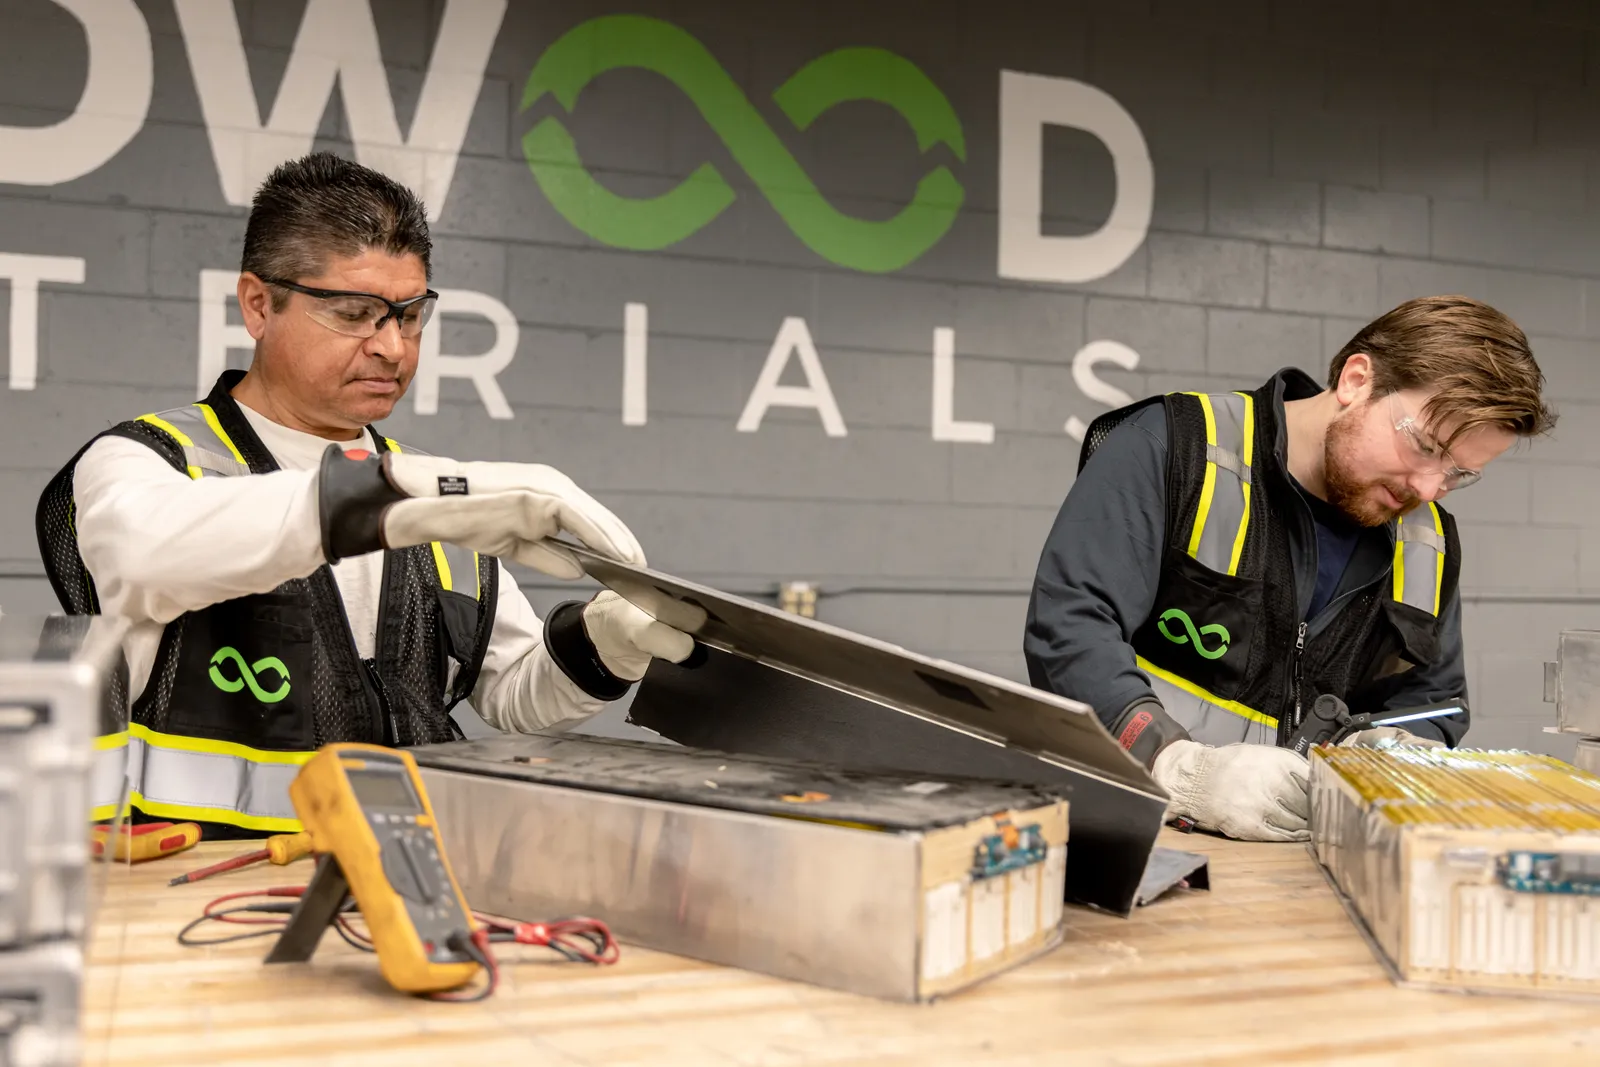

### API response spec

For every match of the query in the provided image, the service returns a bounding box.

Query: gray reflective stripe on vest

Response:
[138,403,250,479]
[433,541,482,599]
[1394,504,1445,616]
[124,730,303,824]
[91,741,129,819]
[1184,392,1255,576]
[1146,672,1277,748]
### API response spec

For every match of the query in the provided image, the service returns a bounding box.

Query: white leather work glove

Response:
[580,590,696,681]
[319,449,642,580]
[1339,726,1447,750]
[1152,739,1311,843]
[542,590,701,701]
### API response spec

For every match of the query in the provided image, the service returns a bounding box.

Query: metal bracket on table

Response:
[1135,847,1210,907]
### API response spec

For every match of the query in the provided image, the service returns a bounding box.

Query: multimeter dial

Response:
[346,764,471,961]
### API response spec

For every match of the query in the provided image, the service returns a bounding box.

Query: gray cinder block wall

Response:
[0,0,1594,756]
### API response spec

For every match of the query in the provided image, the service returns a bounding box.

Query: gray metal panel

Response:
[564,545,1163,798]
[0,939,83,1067]
[419,765,924,1001]
[1554,631,1600,736]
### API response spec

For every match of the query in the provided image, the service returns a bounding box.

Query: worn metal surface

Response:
[412,734,1068,1001]
[411,732,1066,829]
[419,763,923,1000]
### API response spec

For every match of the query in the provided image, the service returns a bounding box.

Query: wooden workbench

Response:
[82,830,1599,1066]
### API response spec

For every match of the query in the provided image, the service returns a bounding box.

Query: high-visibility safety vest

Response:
[37,371,498,834]
[1081,373,1460,749]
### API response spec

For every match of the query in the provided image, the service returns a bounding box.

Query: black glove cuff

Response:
[318,445,408,562]
[543,599,632,702]
[1109,698,1191,769]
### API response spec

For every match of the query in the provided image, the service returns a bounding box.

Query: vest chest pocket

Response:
[436,588,481,664]
[1350,597,1444,691]
[1133,548,1264,702]
[166,595,316,748]
[434,586,481,697]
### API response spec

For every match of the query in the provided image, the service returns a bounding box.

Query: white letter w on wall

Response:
[173,0,506,221]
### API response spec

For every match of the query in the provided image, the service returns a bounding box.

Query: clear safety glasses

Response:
[262,277,438,339]
[1387,393,1481,492]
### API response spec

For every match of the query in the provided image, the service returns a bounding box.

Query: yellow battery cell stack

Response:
[1310,746,1600,999]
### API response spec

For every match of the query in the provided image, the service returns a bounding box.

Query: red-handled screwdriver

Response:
[168,831,314,886]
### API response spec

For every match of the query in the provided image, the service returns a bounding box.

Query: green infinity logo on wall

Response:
[209,647,292,704]
[1157,610,1231,660]
[519,14,966,272]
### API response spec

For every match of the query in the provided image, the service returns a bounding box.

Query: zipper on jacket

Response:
[1290,621,1308,729]
[362,657,399,747]
[325,582,388,745]
[371,523,400,746]
[1292,520,1407,707]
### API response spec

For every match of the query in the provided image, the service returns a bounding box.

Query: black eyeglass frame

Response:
[257,276,440,333]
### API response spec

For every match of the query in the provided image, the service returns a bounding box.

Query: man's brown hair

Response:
[1328,295,1556,447]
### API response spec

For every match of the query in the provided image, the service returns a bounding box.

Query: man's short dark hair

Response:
[240,152,432,308]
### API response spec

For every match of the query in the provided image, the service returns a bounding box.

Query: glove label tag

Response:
[1118,710,1154,751]
[437,475,469,496]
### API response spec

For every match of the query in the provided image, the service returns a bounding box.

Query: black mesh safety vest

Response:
[1081,375,1460,747]
[35,371,498,834]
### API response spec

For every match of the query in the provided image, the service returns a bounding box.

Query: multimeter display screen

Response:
[346,768,422,812]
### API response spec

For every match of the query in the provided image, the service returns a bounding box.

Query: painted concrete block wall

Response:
[0,0,1595,756]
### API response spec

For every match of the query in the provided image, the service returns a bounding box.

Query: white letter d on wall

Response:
[997,71,1153,285]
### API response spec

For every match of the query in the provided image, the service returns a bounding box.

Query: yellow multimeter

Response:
[264,743,480,994]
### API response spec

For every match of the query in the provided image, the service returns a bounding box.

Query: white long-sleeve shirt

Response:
[71,404,607,734]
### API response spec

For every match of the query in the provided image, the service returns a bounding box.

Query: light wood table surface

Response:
[81,829,1600,1066]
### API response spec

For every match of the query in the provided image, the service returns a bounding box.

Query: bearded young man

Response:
[1024,296,1554,842]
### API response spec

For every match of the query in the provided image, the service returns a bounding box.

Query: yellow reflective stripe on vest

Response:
[1187,393,1217,558]
[194,402,247,466]
[1393,503,1445,616]
[138,406,250,478]
[137,413,203,479]
[1231,395,1255,575]
[1136,655,1278,729]
[1182,391,1255,576]
[98,723,309,832]
[431,542,454,590]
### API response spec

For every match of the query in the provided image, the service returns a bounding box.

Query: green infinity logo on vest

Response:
[209,647,292,704]
[1157,609,1231,660]
[519,15,965,273]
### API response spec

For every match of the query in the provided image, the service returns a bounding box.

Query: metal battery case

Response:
[0,614,128,1067]
[0,940,84,1067]
[0,615,128,947]
[1577,738,1600,776]
[412,733,1070,1002]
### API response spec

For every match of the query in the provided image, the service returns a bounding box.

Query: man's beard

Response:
[1323,404,1420,527]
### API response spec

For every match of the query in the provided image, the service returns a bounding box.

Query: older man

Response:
[37,152,690,837]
